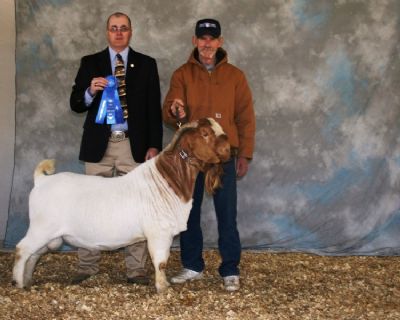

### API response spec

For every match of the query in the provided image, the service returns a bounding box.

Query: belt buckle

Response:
[110,130,125,142]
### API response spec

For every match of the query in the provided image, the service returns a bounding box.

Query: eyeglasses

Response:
[108,26,131,33]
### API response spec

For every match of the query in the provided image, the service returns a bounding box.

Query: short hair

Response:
[106,12,132,28]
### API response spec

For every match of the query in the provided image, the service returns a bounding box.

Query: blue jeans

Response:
[180,158,241,277]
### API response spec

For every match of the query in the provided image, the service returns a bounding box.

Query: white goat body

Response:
[30,158,192,250]
[12,118,230,292]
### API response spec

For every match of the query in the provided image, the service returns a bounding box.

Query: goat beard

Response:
[204,163,224,194]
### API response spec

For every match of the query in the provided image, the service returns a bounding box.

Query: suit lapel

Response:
[126,48,138,84]
[98,48,112,76]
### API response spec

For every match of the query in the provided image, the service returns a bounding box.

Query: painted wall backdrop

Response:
[5,0,400,255]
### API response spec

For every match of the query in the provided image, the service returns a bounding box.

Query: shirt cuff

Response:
[84,88,94,106]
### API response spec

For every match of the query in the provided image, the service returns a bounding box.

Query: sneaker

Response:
[223,275,240,291]
[170,268,203,284]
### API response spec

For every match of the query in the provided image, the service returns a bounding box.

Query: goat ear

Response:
[204,164,224,194]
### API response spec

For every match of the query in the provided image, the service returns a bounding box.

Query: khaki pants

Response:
[77,138,148,277]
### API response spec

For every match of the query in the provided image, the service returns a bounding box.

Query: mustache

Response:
[199,47,217,56]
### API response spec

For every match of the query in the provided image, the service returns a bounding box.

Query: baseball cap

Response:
[195,18,221,38]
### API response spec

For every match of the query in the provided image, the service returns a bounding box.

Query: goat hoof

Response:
[156,284,170,293]
[11,280,25,289]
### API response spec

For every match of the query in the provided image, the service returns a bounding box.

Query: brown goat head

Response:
[159,118,231,196]
[186,118,230,194]
[184,118,230,165]
[165,118,230,164]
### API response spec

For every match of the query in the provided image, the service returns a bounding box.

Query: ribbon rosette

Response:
[95,75,124,125]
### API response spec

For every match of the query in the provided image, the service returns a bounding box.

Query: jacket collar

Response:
[189,48,227,68]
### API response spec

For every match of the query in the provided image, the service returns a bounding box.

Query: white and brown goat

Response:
[12,118,230,293]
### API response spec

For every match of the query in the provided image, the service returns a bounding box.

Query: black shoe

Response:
[71,273,92,285]
[127,275,150,285]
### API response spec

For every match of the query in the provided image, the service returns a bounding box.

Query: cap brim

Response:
[196,30,220,38]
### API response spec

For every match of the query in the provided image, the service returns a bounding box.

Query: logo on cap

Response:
[199,22,217,29]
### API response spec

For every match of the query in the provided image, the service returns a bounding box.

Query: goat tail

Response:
[33,159,56,181]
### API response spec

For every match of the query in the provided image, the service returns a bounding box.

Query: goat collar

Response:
[177,146,208,172]
[179,149,189,160]
[177,146,198,166]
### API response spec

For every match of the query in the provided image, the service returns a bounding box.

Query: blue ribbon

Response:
[95,75,124,125]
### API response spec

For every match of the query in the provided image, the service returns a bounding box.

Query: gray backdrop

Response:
[5,0,400,255]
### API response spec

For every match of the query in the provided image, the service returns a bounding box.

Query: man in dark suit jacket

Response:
[69,12,163,285]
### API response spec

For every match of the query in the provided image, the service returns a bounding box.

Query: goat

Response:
[12,118,230,293]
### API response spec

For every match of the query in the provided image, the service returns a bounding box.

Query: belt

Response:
[109,130,129,143]
[230,148,238,157]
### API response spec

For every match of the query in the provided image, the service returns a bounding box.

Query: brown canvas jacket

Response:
[163,48,255,159]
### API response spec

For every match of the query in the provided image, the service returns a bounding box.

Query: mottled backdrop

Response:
[5,0,400,255]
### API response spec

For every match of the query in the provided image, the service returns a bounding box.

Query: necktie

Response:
[115,54,128,119]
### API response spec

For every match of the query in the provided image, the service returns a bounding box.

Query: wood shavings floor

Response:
[0,250,399,319]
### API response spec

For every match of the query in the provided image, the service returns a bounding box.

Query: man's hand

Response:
[236,157,249,178]
[170,99,186,119]
[145,148,159,161]
[89,77,108,96]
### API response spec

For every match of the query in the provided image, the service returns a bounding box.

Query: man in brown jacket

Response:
[163,18,255,291]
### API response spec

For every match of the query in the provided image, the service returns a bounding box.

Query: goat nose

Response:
[225,145,230,154]
[218,144,231,161]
